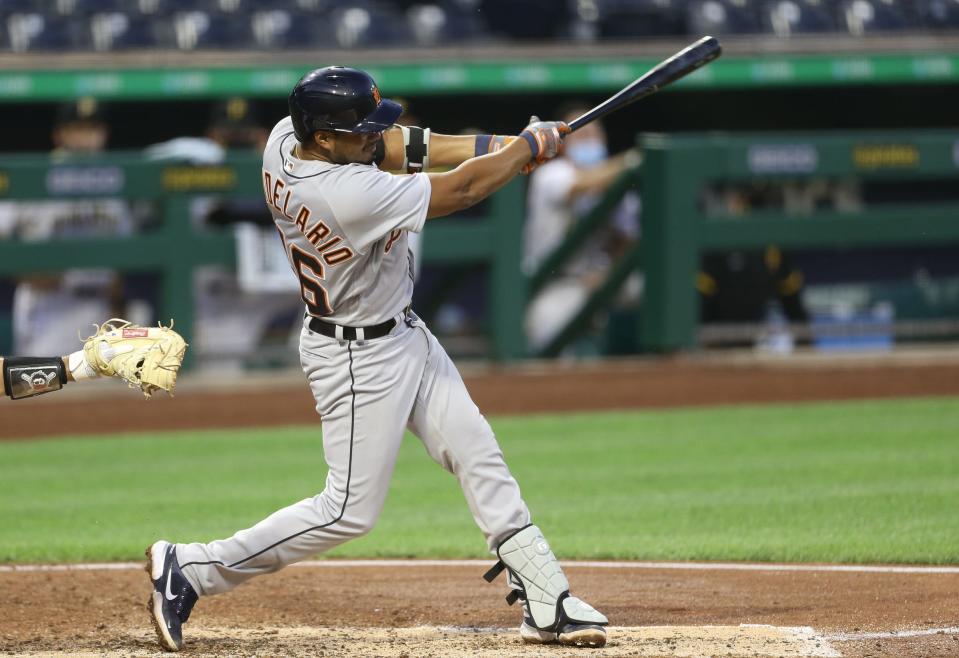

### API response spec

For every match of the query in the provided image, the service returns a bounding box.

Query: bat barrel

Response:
[567,35,722,133]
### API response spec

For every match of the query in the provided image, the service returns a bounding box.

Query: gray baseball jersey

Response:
[175,117,532,595]
[262,116,426,326]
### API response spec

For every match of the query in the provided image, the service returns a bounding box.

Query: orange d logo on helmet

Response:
[372,86,382,104]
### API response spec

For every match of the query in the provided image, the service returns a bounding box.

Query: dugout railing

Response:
[640,130,959,352]
[0,153,527,361]
[531,130,959,355]
[526,168,642,358]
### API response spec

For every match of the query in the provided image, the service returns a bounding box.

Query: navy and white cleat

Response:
[145,540,198,652]
[520,617,607,647]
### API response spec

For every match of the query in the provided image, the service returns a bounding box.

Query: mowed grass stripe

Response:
[1,397,957,564]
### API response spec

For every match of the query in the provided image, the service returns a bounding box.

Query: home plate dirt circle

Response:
[16,624,841,658]
[3,560,957,658]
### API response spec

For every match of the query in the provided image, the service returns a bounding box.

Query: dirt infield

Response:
[3,352,958,656]
[2,561,957,657]
[3,350,959,440]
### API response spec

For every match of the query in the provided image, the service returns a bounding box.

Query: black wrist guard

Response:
[404,125,429,173]
[3,357,67,400]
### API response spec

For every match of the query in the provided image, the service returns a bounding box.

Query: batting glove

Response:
[519,116,569,165]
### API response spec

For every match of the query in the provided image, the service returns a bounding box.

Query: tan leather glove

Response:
[83,318,187,398]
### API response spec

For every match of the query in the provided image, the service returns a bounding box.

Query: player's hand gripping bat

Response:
[567,36,723,133]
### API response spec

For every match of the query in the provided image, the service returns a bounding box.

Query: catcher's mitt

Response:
[83,318,187,398]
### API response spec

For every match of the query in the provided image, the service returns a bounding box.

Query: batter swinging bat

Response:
[567,36,723,133]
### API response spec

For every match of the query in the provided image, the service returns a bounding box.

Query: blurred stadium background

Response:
[0,0,958,368]
[2,6,959,656]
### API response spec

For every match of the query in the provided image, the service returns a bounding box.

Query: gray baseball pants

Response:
[177,314,531,596]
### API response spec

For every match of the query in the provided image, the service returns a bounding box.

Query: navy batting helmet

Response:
[289,66,403,142]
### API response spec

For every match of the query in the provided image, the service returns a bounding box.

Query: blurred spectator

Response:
[145,97,268,166]
[146,98,301,371]
[192,98,272,230]
[699,247,809,327]
[698,185,810,350]
[0,98,148,355]
[208,97,269,151]
[51,98,108,157]
[523,103,641,353]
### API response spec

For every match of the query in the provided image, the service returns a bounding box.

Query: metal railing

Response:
[0,152,527,360]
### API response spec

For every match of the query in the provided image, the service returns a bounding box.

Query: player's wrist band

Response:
[475,135,493,157]
[519,130,539,157]
[3,356,67,400]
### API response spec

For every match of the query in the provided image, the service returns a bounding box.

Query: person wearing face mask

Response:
[523,103,641,353]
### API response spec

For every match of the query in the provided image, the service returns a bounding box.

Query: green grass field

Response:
[1,397,957,564]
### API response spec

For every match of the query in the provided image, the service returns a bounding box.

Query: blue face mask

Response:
[566,139,608,168]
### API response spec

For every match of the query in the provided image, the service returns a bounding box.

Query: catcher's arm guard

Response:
[83,318,187,398]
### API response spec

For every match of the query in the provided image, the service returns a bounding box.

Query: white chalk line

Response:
[824,626,959,641]
[2,557,958,574]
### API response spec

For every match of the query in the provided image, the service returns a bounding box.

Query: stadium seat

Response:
[594,0,687,38]
[5,12,85,51]
[169,10,253,49]
[133,0,218,15]
[479,0,573,40]
[329,3,411,47]
[89,12,164,51]
[0,0,46,14]
[52,0,133,15]
[164,0,252,13]
[406,2,485,45]
[134,0,260,17]
[687,0,763,35]
[838,0,913,34]
[758,0,838,35]
[250,9,335,49]
[916,0,959,28]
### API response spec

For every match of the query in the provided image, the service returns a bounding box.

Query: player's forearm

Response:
[426,134,482,168]
[379,126,407,171]
[458,138,531,198]
[380,127,514,172]
[426,139,532,218]
[428,133,524,168]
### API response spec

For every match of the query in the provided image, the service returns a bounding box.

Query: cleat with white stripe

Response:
[145,540,198,652]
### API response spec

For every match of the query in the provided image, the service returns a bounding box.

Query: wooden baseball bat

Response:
[567,36,723,133]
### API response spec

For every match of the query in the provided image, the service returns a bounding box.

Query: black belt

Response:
[308,315,397,341]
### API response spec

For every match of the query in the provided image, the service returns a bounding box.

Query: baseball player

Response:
[1,319,186,401]
[146,66,609,652]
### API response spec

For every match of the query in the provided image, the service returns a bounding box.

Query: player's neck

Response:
[294,142,333,164]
